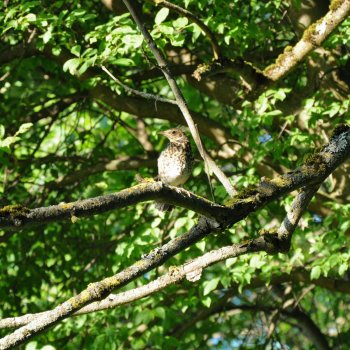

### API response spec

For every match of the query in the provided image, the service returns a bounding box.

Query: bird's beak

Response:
[158,131,167,136]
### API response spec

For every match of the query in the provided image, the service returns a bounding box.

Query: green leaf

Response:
[154,307,166,319]
[42,26,53,44]
[338,263,348,276]
[203,278,220,296]
[195,240,206,252]
[170,34,185,47]
[25,341,37,350]
[71,45,81,57]
[174,217,187,229]
[158,23,174,35]
[340,220,350,232]
[310,266,321,280]
[173,17,188,29]
[113,58,135,67]
[202,296,212,307]
[16,122,33,135]
[26,13,36,22]
[155,8,169,25]
[51,46,62,56]
[63,58,81,75]
[122,34,143,48]
[226,257,237,268]
[0,136,19,148]
[0,125,5,138]
[249,255,265,269]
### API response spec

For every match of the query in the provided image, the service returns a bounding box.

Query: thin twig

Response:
[144,0,222,60]
[101,65,177,104]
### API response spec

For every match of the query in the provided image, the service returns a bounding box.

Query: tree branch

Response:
[122,0,236,197]
[171,265,350,337]
[0,216,216,349]
[0,125,348,348]
[0,182,231,231]
[0,125,349,232]
[263,0,350,81]
[0,181,322,333]
[283,308,331,350]
[2,262,349,330]
[101,65,178,105]
[190,303,331,350]
[0,172,342,345]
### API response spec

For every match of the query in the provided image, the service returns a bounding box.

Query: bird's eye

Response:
[171,131,176,134]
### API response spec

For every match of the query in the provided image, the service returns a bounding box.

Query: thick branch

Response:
[0,125,349,232]
[0,182,231,231]
[284,308,331,350]
[271,184,320,251]
[264,0,350,81]
[171,266,350,337]
[0,240,260,330]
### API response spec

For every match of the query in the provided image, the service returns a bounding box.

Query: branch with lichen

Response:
[0,191,322,340]
[0,125,349,233]
[0,182,230,231]
[0,216,217,349]
[0,179,337,343]
[5,205,350,331]
[0,126,349,348]
[2,260,350,331]
[263,0,350,81]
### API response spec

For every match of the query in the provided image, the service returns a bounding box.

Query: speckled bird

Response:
[156,128,194,211]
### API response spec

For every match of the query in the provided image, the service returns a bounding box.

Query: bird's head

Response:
[158,128,189,145]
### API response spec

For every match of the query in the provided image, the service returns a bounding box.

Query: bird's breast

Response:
[158,148,192,186]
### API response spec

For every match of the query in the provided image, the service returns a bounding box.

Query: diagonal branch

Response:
[101,65,178,105]
[0,216,216,349]
[2,261,350,330]
[122,0,236,197]
[263,0,350,81]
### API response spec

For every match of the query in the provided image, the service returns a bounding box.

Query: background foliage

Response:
[0,0,350,349]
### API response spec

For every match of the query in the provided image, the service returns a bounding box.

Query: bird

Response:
[156,128,194,212]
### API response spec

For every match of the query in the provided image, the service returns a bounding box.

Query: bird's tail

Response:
[155,202,173,212]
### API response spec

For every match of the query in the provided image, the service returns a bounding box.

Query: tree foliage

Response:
[0,0,350,349]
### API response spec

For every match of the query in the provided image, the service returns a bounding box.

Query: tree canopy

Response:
[0,0,350,349]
